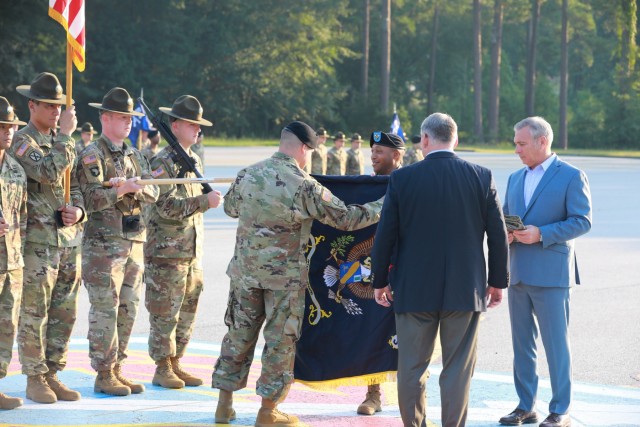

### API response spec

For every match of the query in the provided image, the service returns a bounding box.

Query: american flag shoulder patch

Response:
[82,154,98,165]
[16,142,29,157]
[151,166,165,178]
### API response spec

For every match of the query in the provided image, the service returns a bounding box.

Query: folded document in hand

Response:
[504,215,526,231]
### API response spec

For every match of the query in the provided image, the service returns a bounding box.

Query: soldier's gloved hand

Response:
[0,218,9,237]
[116,177,144,197]
[207,190,222,209]
[59,205,83,226]
[59,105,77,137]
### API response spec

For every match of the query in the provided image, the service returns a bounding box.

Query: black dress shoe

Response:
[499,408,540,425]
[539,413,571,427]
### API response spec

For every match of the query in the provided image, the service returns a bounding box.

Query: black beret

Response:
[370,131,405,149]
[411,135,421,144]
[148,129,159,138]
[284,121,318,149]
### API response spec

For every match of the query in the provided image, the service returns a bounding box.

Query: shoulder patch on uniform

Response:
[16,142,29,157]
[29,151,42,162]
[83,154,98,165]
[321,188,333,203]
[151,166,165,178]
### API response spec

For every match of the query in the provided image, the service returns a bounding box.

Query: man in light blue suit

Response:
[499,117,592,427]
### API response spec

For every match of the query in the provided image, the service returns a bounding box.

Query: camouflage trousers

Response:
[82,237,143,372]
[18,243,80,376]
[0,269,22,379]
[212,279,305,403]
[145,257,204,362]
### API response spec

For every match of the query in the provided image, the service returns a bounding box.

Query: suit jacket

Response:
[371,151,509,313]
[503,156,592,287]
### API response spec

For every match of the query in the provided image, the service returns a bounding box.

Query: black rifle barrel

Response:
[137,97,213,194]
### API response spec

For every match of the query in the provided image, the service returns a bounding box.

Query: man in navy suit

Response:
[371,113,509,427]
[499,117,592,427]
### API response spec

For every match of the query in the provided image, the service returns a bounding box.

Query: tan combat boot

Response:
[0,391,23,410]
[26,374,57,404]
[215,389,236,423]
[170,357,203,386]
[94,370,131,396]
[45,371,81,401]
[255,398,300,426]
[152,357,185,389]
[356,384,382,415]
[114,364,145,394]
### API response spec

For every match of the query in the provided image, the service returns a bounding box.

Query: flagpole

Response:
[64,42,72,205]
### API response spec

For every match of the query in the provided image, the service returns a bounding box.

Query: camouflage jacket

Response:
[75,140,90,156]
[224,151,383,290]
[141,144,160,162]
[326,146,346,175]
[144,145,209,260]
[0,154,27,271]
[10,122,85,247]
[77,135,158,243]
[310,143,327,175]
[191,142,204,165]
[403,146,424,166]
[346,148,365,175]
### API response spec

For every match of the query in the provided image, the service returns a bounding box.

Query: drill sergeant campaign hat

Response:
[283,121,318,149]
[0,97,27,125]
[16,72,73,105]
[159,95,213,126]
[370,131,406,149]
[333,131,346,140]
[316,127,329,138]
[351,133,363,142]
[89,87,145,116]
[77,122,96,134]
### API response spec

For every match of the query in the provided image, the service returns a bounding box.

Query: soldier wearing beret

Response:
[326,131,347,175]
[0,97,27,410]
[75,122,96,155]
[212,121,383,426]
[403,134,424,166]
[371,131,405,176]
[353,130,406,416]
[144,95,222,389]
[12,72,85,404]
[310,127,328,175]
[76,87,159,396]
[346,133,365,175]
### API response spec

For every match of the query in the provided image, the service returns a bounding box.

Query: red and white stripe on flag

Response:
[48,0,86,72]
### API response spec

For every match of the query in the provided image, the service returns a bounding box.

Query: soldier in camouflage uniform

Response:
[346,133,365,175]
[140,129,161,161]
[326,131,347,175]
[75,122,95,155]
[0,97,27,410]
[403,134,424,166]
[12,73,85,404]
[144,95,222,389]
[77,87,159,396]
[212,121,383,426]
[310,127,328,175]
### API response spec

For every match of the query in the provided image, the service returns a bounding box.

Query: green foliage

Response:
[1,0,640,148]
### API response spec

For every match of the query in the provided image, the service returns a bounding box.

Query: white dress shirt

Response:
[524,153,556,208]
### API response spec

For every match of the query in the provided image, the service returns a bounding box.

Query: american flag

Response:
[48,0,86,72]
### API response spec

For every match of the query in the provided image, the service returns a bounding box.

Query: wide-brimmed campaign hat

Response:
[333,131,345,140]
[16,72,72,105]
[0,97,27,125]
[351,133,363,142]
[89,87,144,117]
[159,95,212,126]
[77,122,95,134]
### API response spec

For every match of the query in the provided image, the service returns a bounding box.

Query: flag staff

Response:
[64,42,73,205]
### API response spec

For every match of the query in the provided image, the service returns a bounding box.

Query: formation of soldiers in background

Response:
[0,71,419,418]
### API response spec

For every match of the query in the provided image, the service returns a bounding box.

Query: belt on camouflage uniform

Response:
[27,180,42,192]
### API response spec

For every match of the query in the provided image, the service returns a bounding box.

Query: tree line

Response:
[1,0,638,148]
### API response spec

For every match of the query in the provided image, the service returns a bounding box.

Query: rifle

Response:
[137,97,213,194]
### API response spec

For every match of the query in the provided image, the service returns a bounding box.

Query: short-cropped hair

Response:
[421,113,457,145]
[514,116,553,145]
